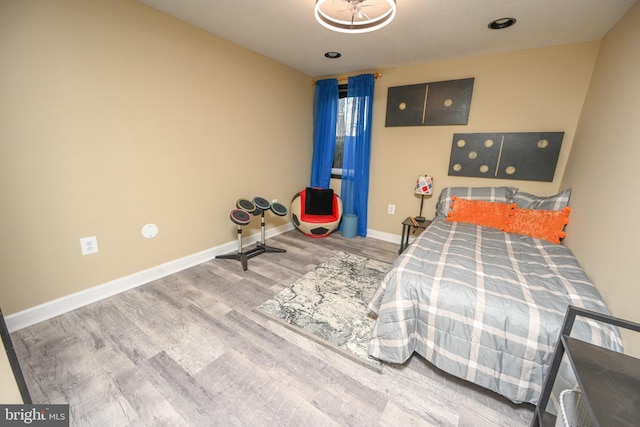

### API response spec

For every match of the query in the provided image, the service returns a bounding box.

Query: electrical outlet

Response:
[80,236,99,255]
[387,204,396,215]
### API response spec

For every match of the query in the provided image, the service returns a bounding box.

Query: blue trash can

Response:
[341,214,358,238]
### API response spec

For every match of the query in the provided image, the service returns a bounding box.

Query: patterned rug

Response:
[254,251,392,372]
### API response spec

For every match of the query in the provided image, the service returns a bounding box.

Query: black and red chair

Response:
[290,187,343,238]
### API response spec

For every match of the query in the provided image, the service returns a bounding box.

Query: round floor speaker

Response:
[230,209,252,226]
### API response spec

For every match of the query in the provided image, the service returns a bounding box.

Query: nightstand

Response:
[399,217,432,254]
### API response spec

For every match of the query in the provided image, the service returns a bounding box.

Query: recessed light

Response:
[488,17,516,30]
[324,51,342,59]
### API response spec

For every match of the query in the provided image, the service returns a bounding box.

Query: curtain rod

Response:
[311,72,382,85]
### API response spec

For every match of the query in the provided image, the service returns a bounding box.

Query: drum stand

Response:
[216,208,286,271]
[255,209,286,255]
[216,225,266,271]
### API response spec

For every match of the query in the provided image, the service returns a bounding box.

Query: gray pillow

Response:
[435,186,518,218]
[512,189,571,211]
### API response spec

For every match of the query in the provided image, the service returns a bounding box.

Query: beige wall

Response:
[0,0,313,314]
[561,3,640,356]
[364,42,600,234]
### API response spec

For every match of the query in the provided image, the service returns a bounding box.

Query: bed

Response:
[368,187,623,406]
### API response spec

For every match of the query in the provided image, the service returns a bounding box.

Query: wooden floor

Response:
[12,230,534,426]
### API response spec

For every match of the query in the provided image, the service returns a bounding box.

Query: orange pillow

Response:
[446,197,515,230]
[504,206,571,244]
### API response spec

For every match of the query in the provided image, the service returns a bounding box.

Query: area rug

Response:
[254,251,391,372]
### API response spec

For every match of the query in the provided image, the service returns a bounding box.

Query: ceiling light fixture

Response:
[488,17,517,30]
[324,51,342,59]
[314,0,397,34]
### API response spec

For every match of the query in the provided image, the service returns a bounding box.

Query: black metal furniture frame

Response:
[399,217,431,254]
[531,305,640,426]
[1,307,32,403]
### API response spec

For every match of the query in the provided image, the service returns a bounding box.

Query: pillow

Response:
[446,197,515,230]
[436,186,518,217]
[504,206,571,244]
[513,189,571,211]
[304,187,334,215]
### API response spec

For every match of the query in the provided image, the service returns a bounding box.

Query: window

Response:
[331,84,348,178]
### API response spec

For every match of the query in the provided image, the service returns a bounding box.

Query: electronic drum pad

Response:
[230,209,252,226]
[270,201,288,216]
[252,196,270,215]
[235,198,256,214]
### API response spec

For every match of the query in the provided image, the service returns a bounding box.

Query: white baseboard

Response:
[6,224,403,333]
[5,223,294,333]
[366,228,401,244]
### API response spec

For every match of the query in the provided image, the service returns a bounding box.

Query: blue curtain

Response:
[341,74,374,237]
[310,78,338,189]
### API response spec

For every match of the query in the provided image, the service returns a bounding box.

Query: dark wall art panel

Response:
[448,132,564,182]
[385,83,427,126]
[385,78,474,127]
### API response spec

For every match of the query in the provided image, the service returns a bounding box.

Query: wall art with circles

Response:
[385,78,474,127]
[448,132,564,182]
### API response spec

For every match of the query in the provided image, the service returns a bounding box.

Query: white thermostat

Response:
[141,223,158,238]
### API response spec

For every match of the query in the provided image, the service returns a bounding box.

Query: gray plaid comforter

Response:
[368,218,623,405]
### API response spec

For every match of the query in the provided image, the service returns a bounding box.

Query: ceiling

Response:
[137,0,636,77]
